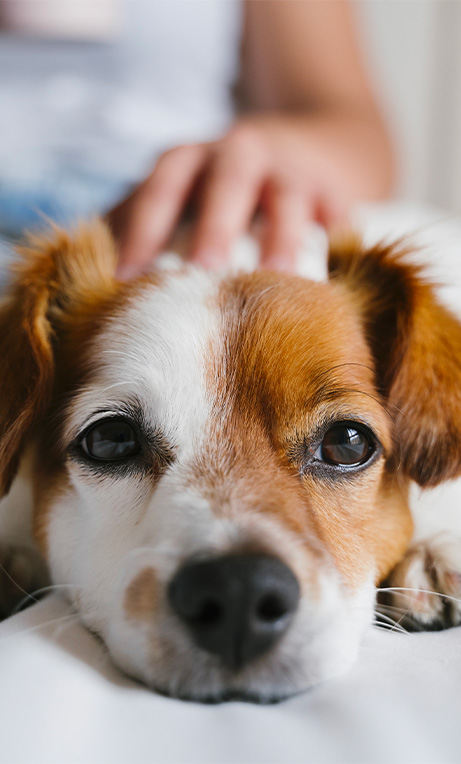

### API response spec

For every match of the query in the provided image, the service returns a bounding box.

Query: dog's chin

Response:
[125,663,306,705]
[124,650,351,705]
[151,684,300,705]
[108,641,314,705]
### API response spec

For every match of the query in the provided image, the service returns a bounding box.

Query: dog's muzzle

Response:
[168,554,300,671]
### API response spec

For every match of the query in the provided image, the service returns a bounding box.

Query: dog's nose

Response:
[168,554,300,670]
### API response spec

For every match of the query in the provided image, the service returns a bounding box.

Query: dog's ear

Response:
[0,220,117,497]
[328,237,461,487]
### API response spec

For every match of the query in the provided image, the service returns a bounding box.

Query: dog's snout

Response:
[168,554,300,670]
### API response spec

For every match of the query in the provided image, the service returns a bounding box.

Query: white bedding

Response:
[0,201,460,764]
[0,595,460,764]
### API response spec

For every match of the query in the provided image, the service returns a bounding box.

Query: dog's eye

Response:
[319,423,375,467]
[81,418,140,461]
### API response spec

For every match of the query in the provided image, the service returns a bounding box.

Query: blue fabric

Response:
[0,171,129,287]
[0,172,129,235]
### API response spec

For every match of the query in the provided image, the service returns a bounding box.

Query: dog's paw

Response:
[379,534,461,631]
[0,542,49,620]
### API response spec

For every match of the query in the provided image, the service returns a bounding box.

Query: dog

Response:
[0,220,460,703]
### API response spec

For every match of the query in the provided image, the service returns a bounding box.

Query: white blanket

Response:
[0,201,460,764]
[0,595,460,764]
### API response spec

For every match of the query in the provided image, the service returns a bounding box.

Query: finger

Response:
[115,144,206,279]
[313,194,349,230]
[259,181,306,273]
[189,128,267,268]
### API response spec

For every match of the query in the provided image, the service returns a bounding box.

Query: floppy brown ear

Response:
[0,220,117,497]
[328,237,461,487]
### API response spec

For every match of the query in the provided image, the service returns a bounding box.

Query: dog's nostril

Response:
[256,593,288,623]
[193,599,223,627]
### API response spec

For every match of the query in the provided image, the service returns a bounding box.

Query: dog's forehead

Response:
[215,271,374,408]
[66,268,376,443]
[70,268,219,444]
[103,269,370,382]
[105,269,218,390]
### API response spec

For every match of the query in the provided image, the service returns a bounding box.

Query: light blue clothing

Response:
[0,0,242,245]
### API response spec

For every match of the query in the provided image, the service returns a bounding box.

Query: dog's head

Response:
[1,221,460,702]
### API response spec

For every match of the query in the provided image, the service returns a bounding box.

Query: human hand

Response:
[109,113,392,279]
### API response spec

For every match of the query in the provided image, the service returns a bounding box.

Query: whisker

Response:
[376,603,412,617]
[371,620,408,635]
[349,603,410,633]
[377,586,461,607]
[372,611,409,634]
[11,583,79,616]
[0,560,40,607]
[0,613,80,643]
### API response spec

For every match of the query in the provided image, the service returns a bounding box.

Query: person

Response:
[0,0,394,281]
[109,0,395,278]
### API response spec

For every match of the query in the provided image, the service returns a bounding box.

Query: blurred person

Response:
[0,0,394,279]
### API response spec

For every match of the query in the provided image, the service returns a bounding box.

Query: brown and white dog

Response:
[0,221,460,702]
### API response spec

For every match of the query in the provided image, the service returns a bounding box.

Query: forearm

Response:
[239,0,395,199]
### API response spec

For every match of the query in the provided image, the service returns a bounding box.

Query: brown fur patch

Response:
[0,220,117,495]
[329,237,461,486]
[124,568,158,620]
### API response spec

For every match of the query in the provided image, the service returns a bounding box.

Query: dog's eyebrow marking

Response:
[309,384,385,408]
[304,363,392,416]
[309,362,376,384]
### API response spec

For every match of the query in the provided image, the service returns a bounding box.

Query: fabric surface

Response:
[0,201,460,764]
[0,594,460,764]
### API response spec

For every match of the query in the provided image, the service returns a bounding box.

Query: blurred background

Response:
[0,0,460,241]
[357,0,461,213]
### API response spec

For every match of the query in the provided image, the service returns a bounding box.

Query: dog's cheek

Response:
[301,466,413,589]
[32,463,69,560]
[370,473,414,583]
[34,471,146,633]
[34,480,85,611]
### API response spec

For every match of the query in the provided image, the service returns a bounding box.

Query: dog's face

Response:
[1,222,460,702]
